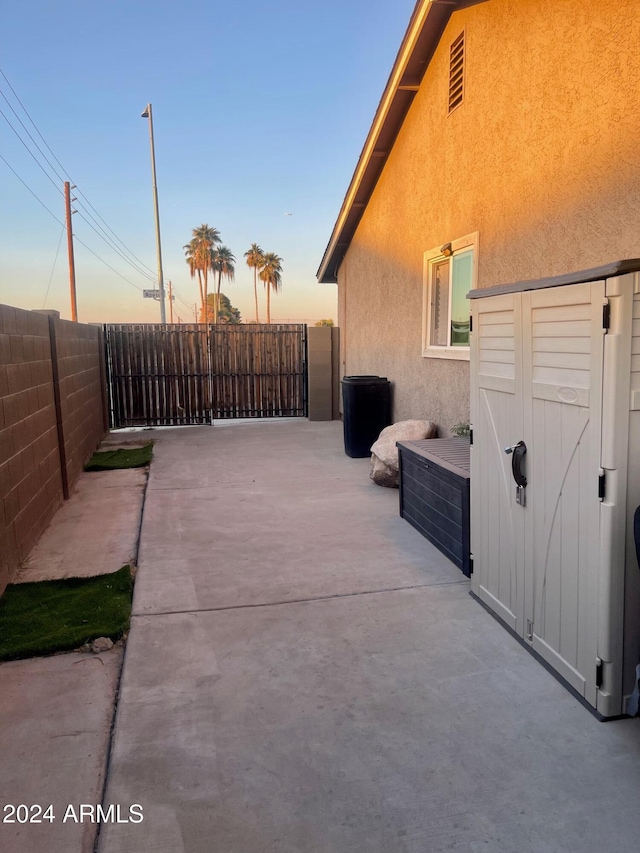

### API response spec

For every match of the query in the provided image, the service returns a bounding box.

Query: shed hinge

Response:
[469,315,473,333]
[596,657,603,689]
[598,469,606,501]
[469,427,473,446]
[469,553,474,575]
[602,300,611,332]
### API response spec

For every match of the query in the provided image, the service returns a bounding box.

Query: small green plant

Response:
[450,422,471,438]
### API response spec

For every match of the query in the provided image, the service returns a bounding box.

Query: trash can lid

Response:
[341,375,389,383]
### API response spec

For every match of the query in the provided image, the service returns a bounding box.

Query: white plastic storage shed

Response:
[469,260,640,719]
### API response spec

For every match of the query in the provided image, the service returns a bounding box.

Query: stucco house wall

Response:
[337,0,640,433]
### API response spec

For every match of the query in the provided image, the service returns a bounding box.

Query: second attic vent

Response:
[448,32,465,113]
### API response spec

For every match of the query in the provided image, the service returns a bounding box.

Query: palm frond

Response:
[244,243,265,270]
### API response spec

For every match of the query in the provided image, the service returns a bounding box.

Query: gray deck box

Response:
[397,437,471,577]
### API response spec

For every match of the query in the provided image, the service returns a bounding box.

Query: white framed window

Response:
[422,231,478,360]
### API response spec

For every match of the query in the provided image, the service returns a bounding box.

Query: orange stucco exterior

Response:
[337,0,640,433]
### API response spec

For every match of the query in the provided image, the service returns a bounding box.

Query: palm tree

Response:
[259,252,283,324]
[183,224,221,320]
[212,246,235,323]
[184,238,205,313]
[244,243,264,323]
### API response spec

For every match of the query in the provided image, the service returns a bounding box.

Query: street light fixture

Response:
[141,103,166,323]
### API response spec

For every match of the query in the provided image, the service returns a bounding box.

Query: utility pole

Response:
[64,182,78,321]
[168,280,174,323]
[140,104,166,324]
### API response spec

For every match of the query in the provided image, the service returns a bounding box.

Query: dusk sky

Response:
[0,0,416,324]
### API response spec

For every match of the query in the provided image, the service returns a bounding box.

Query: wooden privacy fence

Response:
[105,324,307,427]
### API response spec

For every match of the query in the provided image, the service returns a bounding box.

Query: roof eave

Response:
[317,0,482,284]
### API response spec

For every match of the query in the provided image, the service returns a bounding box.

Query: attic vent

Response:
[448,31,465,113]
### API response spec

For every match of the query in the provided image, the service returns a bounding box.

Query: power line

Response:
[0,86,67,185]
[0,105,63,196]
[0,67,159,284]
[170,283,195,310]
[171,284,196,312]
[0,67,69,180]
[74,208,157,282]
[43,224,66,307]
[72,235,145,292]
[0,151,64,224]
[74,192,158,278]
[0,152,144,293]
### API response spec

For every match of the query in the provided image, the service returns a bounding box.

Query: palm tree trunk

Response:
[254,268,259,323]
[267,284,271,324]
[215,270,223,323]
[197,270,205,320]
[203,268,208,324]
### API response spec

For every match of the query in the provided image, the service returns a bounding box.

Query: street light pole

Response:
[141,103,166,324]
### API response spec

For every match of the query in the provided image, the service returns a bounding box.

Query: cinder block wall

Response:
[56,320,105,488]
[0,307,62,593]
[307,326,341,421]
[0,305,106,594]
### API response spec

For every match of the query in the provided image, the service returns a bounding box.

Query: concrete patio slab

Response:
[0,647,123,853]
[94,421,640,852]
[15,468,146,583]
[133,421,462,615]
[99,586,640,853]
[4,419,637,853]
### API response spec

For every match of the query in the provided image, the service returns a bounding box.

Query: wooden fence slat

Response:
[104,323,307,426]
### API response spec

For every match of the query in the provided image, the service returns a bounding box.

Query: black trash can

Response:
[341,375,392,458]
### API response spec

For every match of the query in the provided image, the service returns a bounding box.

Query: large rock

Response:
[370,420,437,488]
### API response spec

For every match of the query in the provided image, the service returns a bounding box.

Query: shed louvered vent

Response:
[448,32,465,113]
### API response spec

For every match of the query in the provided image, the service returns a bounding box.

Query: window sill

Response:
[422,347,470,361]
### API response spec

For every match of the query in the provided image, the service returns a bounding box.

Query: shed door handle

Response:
[509,441,527,488]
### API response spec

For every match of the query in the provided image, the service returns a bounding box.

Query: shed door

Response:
[522,282,605,706]
[470,293,525,635]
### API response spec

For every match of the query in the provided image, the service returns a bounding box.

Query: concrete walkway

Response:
[16,467,146,583]
[0,442,147,853]
[0,647,123,853]
[94,420,640,853]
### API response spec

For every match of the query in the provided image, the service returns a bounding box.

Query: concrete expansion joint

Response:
[132,578,470,619]
[131,466,151,567]
[89,468,150,853]
[92,645,127,853]
[148,475,348,492]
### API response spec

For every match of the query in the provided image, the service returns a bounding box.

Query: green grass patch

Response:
[0,565,133,662]
[85,443,153,471]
